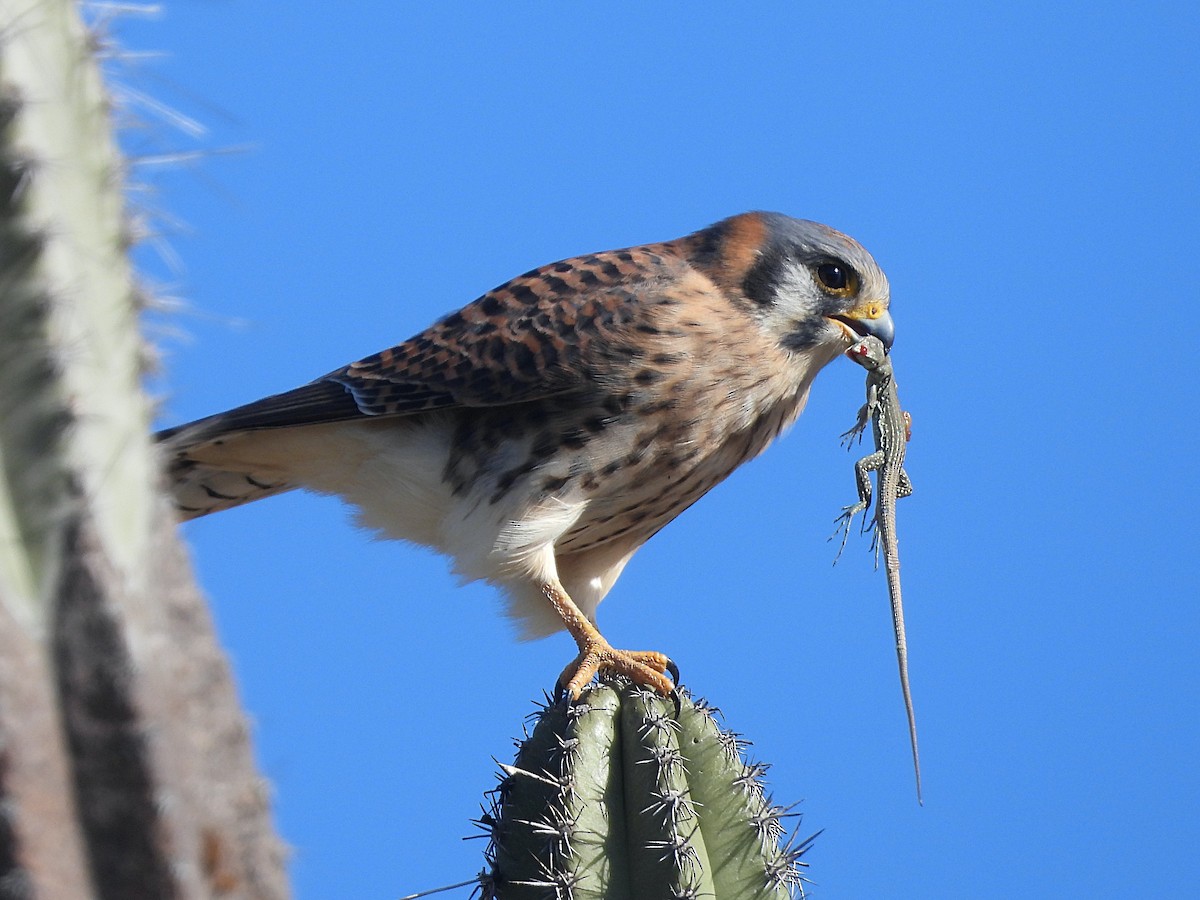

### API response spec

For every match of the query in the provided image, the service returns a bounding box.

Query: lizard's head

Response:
[844,334,888,372]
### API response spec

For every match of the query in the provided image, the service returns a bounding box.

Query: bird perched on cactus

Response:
[159,212,893,697]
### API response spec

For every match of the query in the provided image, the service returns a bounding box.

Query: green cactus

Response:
[479,679,816,899]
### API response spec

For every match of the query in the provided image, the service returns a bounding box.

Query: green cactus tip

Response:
[478,678,818,900]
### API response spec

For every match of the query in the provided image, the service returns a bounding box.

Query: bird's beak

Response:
[828,302,895,350]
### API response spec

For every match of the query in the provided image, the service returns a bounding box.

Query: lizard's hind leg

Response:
[830,449,882,564]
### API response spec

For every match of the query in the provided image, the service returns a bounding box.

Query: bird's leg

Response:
[541,581,676,699]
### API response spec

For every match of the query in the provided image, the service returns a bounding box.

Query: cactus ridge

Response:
[479,678,816,899]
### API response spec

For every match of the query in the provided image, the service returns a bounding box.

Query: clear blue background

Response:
[118,2,1198,897]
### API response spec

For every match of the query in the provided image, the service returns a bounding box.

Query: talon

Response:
[541,580,676,701]
[665,658,681,687]
[668,687,683,718]
[558,643,676,699]
[552,679,569,706]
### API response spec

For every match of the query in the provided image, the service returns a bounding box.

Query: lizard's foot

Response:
[839,404,870,447]
[839,425,867,447]
[830,501,868,563]
[557,640,677,700]
[869,524,883,569]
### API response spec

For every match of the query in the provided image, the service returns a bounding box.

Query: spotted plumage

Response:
[159,211,894,696]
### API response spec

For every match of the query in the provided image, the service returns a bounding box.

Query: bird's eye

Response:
[816,262,855,293]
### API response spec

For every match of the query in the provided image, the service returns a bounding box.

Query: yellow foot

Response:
[539,579,678,700]
[557,641,678,699]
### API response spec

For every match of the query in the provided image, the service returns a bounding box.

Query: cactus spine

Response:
[481,679,815,899]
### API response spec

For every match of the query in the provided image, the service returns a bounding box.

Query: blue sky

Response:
[120,3,1198,897]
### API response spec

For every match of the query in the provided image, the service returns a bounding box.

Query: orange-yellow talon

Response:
[543,580,676,699]
[558,644,675,699]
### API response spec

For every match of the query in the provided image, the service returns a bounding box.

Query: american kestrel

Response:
[159,212,893,697]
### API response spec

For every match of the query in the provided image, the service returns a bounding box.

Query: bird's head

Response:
[703,212,893,359]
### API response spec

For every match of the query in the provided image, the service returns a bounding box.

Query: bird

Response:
[158,211,894,698]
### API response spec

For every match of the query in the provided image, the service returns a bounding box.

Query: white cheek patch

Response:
[757,261,821,333]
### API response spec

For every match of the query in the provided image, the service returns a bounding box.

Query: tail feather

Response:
[159,421,299,519]
[165,453,295,519]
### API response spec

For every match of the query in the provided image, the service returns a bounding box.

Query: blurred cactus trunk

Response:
[0,2,288,897]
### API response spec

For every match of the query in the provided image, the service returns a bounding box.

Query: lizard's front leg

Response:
[840,383,881,447]
[839,403,871,447]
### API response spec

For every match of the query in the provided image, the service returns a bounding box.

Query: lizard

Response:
[831,334,922,804]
